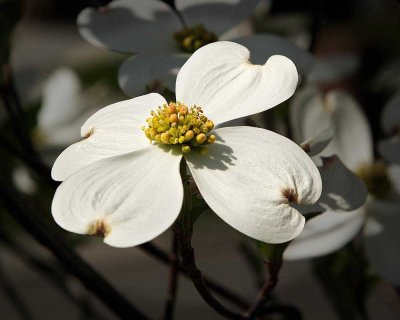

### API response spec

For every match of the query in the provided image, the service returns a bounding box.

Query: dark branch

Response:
[0,181,149,320]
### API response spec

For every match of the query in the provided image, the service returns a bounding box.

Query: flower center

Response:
[356,162,392,199]
[173,24,218,53]
[143,102,216,154]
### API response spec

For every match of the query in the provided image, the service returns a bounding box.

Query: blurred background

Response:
[1,0,400,319]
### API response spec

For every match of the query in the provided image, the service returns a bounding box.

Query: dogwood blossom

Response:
[51,41,322,248]
[78,0,260,96]
[78,0,317,98]
[285,86,400,286]
[285,87,372,259]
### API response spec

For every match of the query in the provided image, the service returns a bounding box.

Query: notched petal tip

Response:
[82,127,95,139]
[87,219,111,238]
[282,188,299,204]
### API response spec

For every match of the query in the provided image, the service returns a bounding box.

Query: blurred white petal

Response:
[12,166,37,195]
[177,0,259,37]
[233,34,315,75]
[78,0,180,54]
[303,90,373,171]
[300,127,334,157]
[176,41,298,125]
[39,68,82,131]
[289,86,332,144]
[119,53,188,97]
[284,206,366,260]
[186,126,322,243]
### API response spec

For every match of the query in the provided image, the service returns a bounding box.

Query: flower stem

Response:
[163,233,180,320]
[174,159,247,319]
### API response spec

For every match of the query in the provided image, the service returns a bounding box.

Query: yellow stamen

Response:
[142,102,216,153]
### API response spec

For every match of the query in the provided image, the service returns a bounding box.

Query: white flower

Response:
[378,93,400,164]
[285,87,372,259]
[286,87,400,285]
[51,41,322,248]
[78,0,261,96]
[78,1,316,96]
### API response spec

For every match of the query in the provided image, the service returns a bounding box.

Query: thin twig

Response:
[140,243,249,310]
[0,180,149,320]
[0,235,105,320]
[245,258,282,319]
[1,64,35,153]
[174,226,246,320]
[0,133,58,188]
[163,234,180,320]
[0,251,34,320]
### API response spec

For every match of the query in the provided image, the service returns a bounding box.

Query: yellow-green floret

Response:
[143,102,216,153]
[356,162,393,199]
[173,24,217,53]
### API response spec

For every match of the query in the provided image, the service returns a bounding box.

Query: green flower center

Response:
[356,162,393,199]
[143,102,216,154]
[173,24,218,53]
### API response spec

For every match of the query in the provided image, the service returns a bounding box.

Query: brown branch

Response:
[140,242,249,310]
[245,257,283,319]
[0,180,149,320]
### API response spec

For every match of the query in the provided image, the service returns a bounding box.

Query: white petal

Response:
[300,127,334,157]
[52,146,183,248]
[185,126,322,243]
[365,199,400,285]
[119,53,189,97]
[44,108,99,147]
[284,206,366,260]
[289,86,332,144]
[323,91,373,171]
[77,0,180,54]
[379,136,400,164]
[316,156,368,212]
[177,0,259,37]
[51,93,166,181]
[233,34,315,75]
[39,68,82,131]
[13,166,37,195]
[381,93,400,134]
[176,41,298,125]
